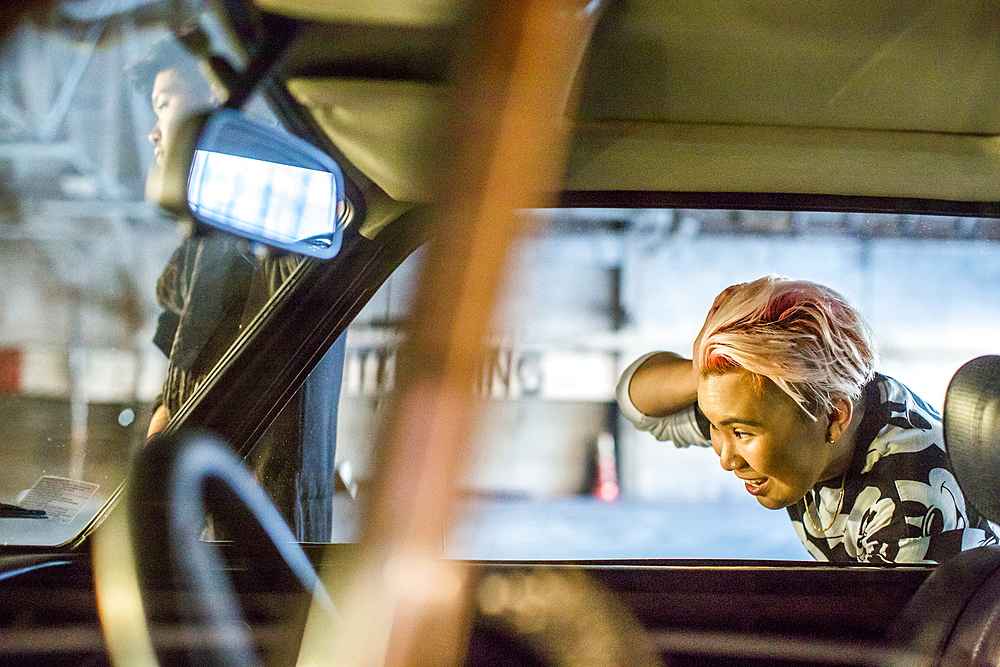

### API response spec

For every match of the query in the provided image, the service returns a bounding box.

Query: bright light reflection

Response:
[188,150,336,244]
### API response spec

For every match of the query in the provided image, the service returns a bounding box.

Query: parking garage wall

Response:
[337,210,1000,501]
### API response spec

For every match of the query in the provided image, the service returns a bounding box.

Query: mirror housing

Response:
[151,109,353,259]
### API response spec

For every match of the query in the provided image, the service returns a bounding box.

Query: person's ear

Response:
[827,397,853,443]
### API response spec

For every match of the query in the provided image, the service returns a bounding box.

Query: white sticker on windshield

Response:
[20,476,99,524]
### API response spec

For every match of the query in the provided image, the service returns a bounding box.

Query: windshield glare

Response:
[0,2,249,546]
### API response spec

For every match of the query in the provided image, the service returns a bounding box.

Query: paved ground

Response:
[332,495,810,561]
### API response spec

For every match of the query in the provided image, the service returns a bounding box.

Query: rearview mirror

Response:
[153,110,353,259]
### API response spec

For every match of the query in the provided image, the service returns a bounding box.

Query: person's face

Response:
[697,370,834,510]
[149,68,202,166]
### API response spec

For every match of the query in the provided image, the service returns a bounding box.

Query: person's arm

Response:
[617,352,710,448]
[626,351,699,417]
[147,403,170,439]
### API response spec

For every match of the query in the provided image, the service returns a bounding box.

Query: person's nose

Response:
[716,436,743,472]
[148,120,161,147]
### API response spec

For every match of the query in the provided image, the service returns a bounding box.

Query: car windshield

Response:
[0,1,290,547]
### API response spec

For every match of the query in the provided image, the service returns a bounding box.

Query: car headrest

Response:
[944,355,1000,525]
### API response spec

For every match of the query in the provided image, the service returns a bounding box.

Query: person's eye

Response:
[733,429,751,439]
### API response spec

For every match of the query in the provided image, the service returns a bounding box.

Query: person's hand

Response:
[147,404,170,439]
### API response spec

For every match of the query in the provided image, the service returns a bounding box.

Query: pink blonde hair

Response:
[697,276,877,420]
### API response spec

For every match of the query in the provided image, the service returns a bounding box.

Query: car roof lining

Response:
[289,76,1000,207]
[565,121,1000,203]
[287,78,446,206]
[575,0,1000,136]
[268,0,1000,207]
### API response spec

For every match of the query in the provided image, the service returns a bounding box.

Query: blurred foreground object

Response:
[294,1,663,665]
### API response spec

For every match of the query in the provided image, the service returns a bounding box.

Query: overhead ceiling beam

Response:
[37,18,105,141]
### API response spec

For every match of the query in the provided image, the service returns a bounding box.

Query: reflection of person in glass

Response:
[129,37,345,542]
[619,275,997,563]
[129,38,243,439]
[146,45,217,171]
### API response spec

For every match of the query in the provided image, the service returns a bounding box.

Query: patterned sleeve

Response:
[616,353,711,448]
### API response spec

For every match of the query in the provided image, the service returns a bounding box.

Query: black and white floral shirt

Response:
[787,373,996,563]
[616,357,997,563]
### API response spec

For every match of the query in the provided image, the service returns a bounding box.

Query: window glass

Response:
[425,209,1000,559]
[326,248,426,541]
[0,2,243,545]
[312,209,1000,557]
[0,0,313,546]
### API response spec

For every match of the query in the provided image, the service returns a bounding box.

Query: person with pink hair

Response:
[618,275,996,563]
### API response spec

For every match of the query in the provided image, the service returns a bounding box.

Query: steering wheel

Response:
[118,429,336,667]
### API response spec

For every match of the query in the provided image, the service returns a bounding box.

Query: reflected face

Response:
[697,370,832,510]
[149,68,203,165]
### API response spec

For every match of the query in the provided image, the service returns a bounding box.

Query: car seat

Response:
[888,355,1000,666]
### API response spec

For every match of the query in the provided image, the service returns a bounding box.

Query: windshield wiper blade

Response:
[0,502,46,518]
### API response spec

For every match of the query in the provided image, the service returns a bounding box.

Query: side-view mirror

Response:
[151,109,354,260]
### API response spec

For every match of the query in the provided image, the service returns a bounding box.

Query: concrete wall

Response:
[335,210,1000,501]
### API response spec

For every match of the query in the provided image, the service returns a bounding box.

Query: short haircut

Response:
[696,275,878,420]
[126,36,213,101]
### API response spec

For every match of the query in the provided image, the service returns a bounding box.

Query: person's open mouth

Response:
[741,477,768,496]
